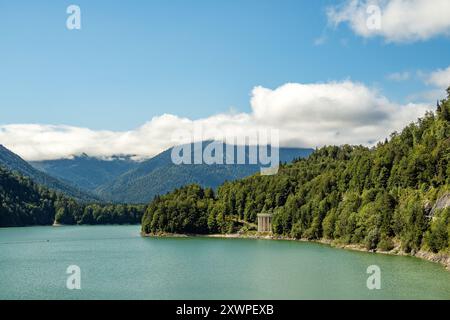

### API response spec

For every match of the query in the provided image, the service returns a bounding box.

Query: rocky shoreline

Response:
[142,231,450,271]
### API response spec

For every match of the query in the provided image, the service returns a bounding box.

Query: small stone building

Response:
[257,213,273,233]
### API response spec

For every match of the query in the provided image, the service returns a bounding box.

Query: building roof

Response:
[257,213,273,217]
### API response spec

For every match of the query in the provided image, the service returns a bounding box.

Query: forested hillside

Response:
[0,143,310,226]
[0,167,146,227]
[96,144,313,203]
[31,154,138,191]
[142,90,450,254]
[0,145,99,202]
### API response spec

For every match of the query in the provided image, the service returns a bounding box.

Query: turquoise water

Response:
[0,225,449,300]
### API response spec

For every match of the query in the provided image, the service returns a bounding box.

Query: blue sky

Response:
[1,0,449,131]
[0,0,450,160]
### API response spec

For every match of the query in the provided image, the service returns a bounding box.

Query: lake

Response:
[0,225,449,299]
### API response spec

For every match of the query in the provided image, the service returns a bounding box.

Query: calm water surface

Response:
[0,225,449,299]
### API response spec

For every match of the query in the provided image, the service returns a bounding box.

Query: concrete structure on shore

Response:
[257,213,273,233]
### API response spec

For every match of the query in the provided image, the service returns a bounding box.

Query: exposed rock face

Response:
[431,193,450,216]
[424,201,433,217]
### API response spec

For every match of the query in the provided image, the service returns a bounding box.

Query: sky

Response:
[1,0,450,160]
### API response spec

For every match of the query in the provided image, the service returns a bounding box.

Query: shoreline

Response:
[142,232,450,271]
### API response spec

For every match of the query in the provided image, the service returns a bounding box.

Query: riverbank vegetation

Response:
[142,89,450,255]
[0,168,146,227]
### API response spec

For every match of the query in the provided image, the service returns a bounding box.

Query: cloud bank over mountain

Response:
[0,81,431,161]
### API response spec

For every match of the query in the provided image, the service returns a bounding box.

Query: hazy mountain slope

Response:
[31,154,138,191]
[0,145,99,201]
[96,143,313,203]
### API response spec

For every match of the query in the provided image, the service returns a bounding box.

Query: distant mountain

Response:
[31,154,138,191]
[0,145,99,202]
[95,143,313,204]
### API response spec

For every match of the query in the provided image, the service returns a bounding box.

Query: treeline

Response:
[142,89,450,254]
[142,185,214,234]
[0,167,146,227]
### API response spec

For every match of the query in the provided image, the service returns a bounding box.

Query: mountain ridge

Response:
[0,145,100,202]
[96,143,314,203]
[31,154,139,192]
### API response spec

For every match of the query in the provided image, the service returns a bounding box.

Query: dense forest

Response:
[142,89,450,254]
[0,144,99,202]
[95,145,312,204]
[0,167,146,227]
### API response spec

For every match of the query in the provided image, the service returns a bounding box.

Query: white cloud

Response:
[426,66,450,89]
[327,0,450,43]
[407,66,450,102]
[387,71,410,82]
[314,35,327,46]
[407,89,445,103]
[0,81,432,161]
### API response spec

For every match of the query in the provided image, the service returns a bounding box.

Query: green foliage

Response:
[392,191,427,252]
[425,208,450,253]
[0,145,99,202]
[96,145,313,203]
[0,166,146,227]
[141,185,214,234]
[142,91,450,254]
